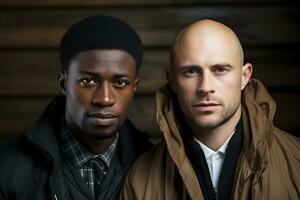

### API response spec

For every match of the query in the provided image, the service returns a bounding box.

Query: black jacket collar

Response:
[183,120,243,200]
[24,95,65,164]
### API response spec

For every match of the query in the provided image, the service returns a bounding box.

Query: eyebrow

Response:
[210,63,233,68]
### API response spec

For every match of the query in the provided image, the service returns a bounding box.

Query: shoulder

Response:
[272,127,300,155]
[0,135,26,167]
[269,128,300,173]
[0,136,27,193]
[267,128,300,195]
[120,142,168,199]
[0,136,43,194]
[126,142,167,183]
[0,135,37,174]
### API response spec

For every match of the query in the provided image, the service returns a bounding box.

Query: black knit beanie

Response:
[60,15,143,72]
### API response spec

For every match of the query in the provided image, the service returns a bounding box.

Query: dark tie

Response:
[90,157,107,196]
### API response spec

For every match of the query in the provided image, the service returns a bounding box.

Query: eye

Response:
[113,79,129,88]
[182,68,200,77]
[214,66,229,75]
[79,77,97,87]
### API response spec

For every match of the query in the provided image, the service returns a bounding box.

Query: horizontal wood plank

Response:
[0,92,299,141]
[0,0,297,7]
[0,0,295,8]
[272,92,300,135]
[0,97,51,140]
[0,0,171,7]
[246,48,300,89]
[0,49,299,96]
[174,0,298,4]
[0,6,299,48]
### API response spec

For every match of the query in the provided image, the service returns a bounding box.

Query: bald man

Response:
[120,20,300,200]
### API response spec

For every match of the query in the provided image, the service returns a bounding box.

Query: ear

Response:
[241,63,253,90]
[57,71,67,95]
[133,78,140,93]
[165,65,177,93]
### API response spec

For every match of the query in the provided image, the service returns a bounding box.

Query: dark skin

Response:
[59,49,139,154]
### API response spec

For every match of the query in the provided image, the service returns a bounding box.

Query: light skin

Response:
[58,49,139,154]
[167,20,252,151]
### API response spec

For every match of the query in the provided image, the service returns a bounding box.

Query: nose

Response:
[197,71,215,95]
[92,82,115,107]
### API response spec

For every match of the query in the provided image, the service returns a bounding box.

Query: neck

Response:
[65,121,116,155]
[77,134,116,155]
[192,105,241,151]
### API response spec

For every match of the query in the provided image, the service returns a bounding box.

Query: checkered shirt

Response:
[61,126,118,196]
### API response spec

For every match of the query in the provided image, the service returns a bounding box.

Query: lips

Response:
[193,102,220,112]
[87,112,119,126]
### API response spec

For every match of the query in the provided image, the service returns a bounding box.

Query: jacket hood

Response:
[156,84,185,166]
[241,79,276,174]
[241,79,276,147]
[156,84,203,198]
[156,79,277,193]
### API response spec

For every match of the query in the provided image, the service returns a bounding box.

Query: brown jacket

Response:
[121,79,300,200]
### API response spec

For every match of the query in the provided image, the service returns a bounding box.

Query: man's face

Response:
[168,32,250,132]
[64,49,138,139]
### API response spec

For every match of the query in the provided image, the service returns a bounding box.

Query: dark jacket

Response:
[0,96,151,200]
[121,79,300,200]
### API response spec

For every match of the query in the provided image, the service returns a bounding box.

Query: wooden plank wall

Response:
[0,0,299,141]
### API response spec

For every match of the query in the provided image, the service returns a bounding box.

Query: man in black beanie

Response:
[0,15,151,200]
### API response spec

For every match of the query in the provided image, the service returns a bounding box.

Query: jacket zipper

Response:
[213,188,218,200]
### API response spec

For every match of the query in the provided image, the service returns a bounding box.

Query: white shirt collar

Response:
[193,130,235,158]
[193,130,236,189]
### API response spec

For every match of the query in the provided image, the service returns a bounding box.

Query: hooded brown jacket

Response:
[120,79,300,200]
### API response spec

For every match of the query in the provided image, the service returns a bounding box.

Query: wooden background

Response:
[0,0,299,141]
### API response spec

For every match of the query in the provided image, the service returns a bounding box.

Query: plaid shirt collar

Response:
[61,124,118,169]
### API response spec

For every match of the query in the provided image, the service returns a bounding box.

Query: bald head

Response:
[170,19,244,68]
[166,19,253,141]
